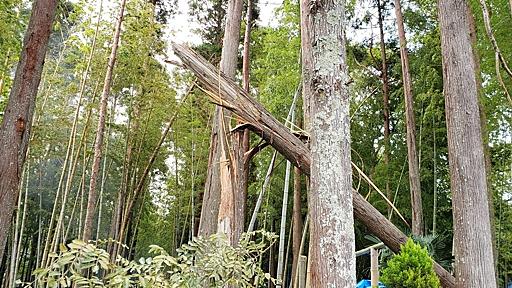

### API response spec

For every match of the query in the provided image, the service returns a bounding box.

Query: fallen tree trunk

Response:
[171,43,456,288]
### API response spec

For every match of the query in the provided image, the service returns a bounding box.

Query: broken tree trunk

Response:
[393,0,424,236]
[198,0,244,244]
[171,43,456,288]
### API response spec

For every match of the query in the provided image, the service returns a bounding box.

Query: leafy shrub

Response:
[380,238,441,288]
[25,231,276,288]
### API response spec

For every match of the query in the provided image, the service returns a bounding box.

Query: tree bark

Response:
[291,166,303,288]
[301,1,356,286]
[0,0,58,261]
[198,0,244,243]
[232,0,253,245]
[299,0,312,131]
[438,0,497,286]
[300,0,355,285]
[171,42,456,287]
[83,0,127,241]
[393,0,424,236]
[468,9,498,278]
[216,0,244,244]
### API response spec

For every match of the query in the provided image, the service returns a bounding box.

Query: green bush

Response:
[380,238,441,288]
[24,231,276,288]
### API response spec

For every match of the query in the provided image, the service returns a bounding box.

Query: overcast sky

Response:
[167,0,284,46]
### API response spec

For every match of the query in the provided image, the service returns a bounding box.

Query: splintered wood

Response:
[171,43,456,288]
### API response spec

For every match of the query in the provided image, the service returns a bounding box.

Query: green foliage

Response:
[0,0,29,114]
[380,239,441,288]
[29,231,276,288]
[411,233,452,271]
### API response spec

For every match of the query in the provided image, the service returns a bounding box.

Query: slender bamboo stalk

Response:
[64,156,88,241]
[7,163,28,287]
[35,162,42,274]
[83,0,127,241]
[117,89,191,247]
[282,219,293,288]
[293,215,309,288]
[190,127,196,239]
[277,85,299,288]
[276,160,291,288]
[432,114,437,235]
[14,162,30,283]
[290,165,303,288]
[97,95,116,240]
[173,129,180,253]
[78,134,88,239]
[479,0,512,81]
[248,83,301,233]
[247,152,278,233]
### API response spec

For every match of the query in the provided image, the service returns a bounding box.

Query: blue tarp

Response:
[356,279,387,288]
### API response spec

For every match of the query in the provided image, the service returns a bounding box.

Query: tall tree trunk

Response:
[377,0,391,211]
[0,0,58,261]
[231,0,253,245]
[215,0,244,244]
[83,0,127,241]
[438,0,497,286]
[291,166,303,288]
[300,1,312,132]
[393,0,424,236]
[276,154,292,288]
[468,9,498,276]
[300,0,355,286]
[198,0,243,241]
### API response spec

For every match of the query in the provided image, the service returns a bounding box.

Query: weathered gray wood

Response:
[298,255,307,288]
[438,0,496,286]
[370,247,379,287]
[301,0,355,286]
[0,0,58,261]
[171,43,456,288]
